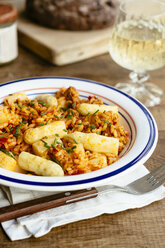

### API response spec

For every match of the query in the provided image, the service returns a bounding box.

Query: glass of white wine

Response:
[109,0,165,107]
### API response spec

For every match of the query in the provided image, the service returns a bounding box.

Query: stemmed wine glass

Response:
[109,0,165,107]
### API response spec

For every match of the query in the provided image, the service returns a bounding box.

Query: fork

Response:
[96,163,165,196]
[0,164,165,222]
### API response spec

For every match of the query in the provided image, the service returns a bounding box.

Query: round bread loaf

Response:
[26,0,119,30]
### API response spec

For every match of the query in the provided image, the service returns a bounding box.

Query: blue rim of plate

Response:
[0,77,157,186]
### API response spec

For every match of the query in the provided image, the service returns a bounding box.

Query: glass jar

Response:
[0,3,18,65]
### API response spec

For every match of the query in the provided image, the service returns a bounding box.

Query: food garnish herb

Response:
[100,119,109,124]
[53,138,62,146]
[73,139,78,144]
[30,102,34,106]
[60,114,65,118]
[60,107,67,111]
[72,103,76,109]
[40,112,47,116]
[1,149,15,159]
[38,102,46,106]
[9,126,13,132]
[66,145,77,153]
[18,104,25,109]
[38,120,49,126]
[52,138,65,150]
[90,124,96,129]
[41,140,50,149]
[66,114,73,119]
[1,130,7,134]
[92,109,99,115]
[67,102,72,108]
[51,156,64,169]
[50,153,67,171]
[14,122,27,137]
[38,123,44,126]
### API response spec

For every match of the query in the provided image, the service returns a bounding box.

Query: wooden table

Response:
[0,47,165,247]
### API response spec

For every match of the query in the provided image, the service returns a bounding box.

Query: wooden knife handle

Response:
[0,187,98,222]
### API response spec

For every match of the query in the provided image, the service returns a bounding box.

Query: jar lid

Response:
[0,4,17,25]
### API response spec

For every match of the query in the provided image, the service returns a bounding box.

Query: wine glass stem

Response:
[129,71,150,85]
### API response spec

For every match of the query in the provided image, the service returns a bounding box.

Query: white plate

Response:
[0,77,158,191]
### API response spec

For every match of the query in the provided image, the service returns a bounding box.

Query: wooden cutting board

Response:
[18,16,112,66]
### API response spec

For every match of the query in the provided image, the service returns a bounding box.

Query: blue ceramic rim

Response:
[0,76,157,186]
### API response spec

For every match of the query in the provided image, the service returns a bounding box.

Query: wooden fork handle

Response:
[0,188,98,223]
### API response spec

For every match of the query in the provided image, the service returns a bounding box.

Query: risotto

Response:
[0,87,129,176]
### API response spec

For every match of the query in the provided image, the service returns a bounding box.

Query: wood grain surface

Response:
[0,47,165,247]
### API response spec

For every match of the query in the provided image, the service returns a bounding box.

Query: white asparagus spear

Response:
[0,151,25,173]
[32,136,62,158]
[35,94,58,107]
[77,103,118,115]
[4,92,28,105]
[0,106,11,124]
[64,132,119,156]
[24,121,66,144]
[18,152,64,176]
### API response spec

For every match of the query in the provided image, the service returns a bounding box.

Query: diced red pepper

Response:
[72,170,83,175]
[67,123,72,128]
[0,137,8,144]
[53,148,58,153]
[11,129,15,135]
[88,96,97,100]
[47,110,54,114]
[126,132,130,137]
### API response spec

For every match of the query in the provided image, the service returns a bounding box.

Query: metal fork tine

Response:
[100,164,165,195]
[151,177,161,186]
[149,164,165,179]
[152,176,165,188]
[156,173,165,185]
[149,168,165,185]
[148,173,165,184]
[150,171,165,186]
[152,180,159,186]
[150,177,158,185]
[146,166,165,183]
[147,175,157,183]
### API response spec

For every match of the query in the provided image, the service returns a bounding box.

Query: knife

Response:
[0,187,99,222]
